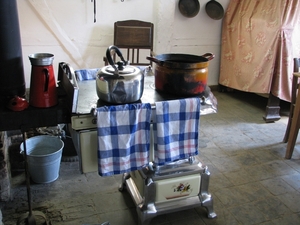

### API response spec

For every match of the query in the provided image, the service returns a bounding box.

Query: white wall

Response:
[17,0,230,88]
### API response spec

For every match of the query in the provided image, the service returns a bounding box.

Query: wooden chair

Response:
[284,58,300,159]
[104,20,154,66]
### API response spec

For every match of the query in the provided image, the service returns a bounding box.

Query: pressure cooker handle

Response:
[201,53,215,61]
[146,56,164,66]
[106,45,127,75]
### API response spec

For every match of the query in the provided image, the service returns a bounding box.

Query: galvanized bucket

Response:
[20,135,64,183]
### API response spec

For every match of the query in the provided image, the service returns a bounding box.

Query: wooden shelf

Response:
[0,86,71,132]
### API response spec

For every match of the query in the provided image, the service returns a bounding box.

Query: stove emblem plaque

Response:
[155,174,200,203]
[166,182,193,200]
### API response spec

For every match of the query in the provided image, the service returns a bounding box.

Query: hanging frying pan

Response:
[178,0,200,18]
[205,0,224,20]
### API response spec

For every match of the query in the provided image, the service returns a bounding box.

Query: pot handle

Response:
[146,56,164,66]
[106,45,127,75]
[201,53,215,61]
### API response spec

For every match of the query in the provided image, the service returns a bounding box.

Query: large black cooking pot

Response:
[146,53,214,96]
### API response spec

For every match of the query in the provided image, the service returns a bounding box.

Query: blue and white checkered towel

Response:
[153,98,201,165]
[96,103,151,176]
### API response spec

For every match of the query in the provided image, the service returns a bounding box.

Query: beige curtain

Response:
[219,0,300,102]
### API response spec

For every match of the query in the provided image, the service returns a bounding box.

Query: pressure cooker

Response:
[96,45,144,104]
[147,53,215,96]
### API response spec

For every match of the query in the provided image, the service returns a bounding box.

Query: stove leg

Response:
[119,173,130,192]
[199,167,217,219]
[136,205,157,225]
[201,194,217,218]
[136,210,152,225]
[134,177,157,225]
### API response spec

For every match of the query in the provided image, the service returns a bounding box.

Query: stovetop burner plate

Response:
[73,75,216,116]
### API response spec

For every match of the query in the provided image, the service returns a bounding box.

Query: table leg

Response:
[286,88,300,159]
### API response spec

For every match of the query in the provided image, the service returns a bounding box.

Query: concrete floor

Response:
[1,90,300,225]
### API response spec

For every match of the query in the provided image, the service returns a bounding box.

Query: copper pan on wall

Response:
[178,0,200,18]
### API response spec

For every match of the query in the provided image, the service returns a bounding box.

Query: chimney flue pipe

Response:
[0,0,26,99]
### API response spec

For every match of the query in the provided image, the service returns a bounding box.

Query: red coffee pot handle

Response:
[43,68,49,92]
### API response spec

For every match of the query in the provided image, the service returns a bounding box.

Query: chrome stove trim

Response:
[120,158,217,225]
[125,177,144,208]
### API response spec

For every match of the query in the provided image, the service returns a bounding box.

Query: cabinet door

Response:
[80,130,98,173]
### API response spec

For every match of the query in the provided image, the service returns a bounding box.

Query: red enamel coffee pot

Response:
[28,53,57,108]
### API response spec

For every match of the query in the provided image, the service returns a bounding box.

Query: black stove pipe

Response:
[0,0,26,99]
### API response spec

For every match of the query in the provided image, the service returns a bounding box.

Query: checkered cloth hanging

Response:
[96,103,151,176]
[153,98,200,165]
[75,68,98,81]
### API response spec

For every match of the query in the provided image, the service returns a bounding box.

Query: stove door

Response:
[155,174,200,203]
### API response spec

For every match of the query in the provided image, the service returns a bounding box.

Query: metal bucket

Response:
[20,135,64,183]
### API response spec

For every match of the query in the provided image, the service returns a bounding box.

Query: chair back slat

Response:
[105,20,154,66]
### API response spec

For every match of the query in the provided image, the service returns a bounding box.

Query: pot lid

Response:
[105,66,137,75]
[100,65,141,77]
[105,65,136,75]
